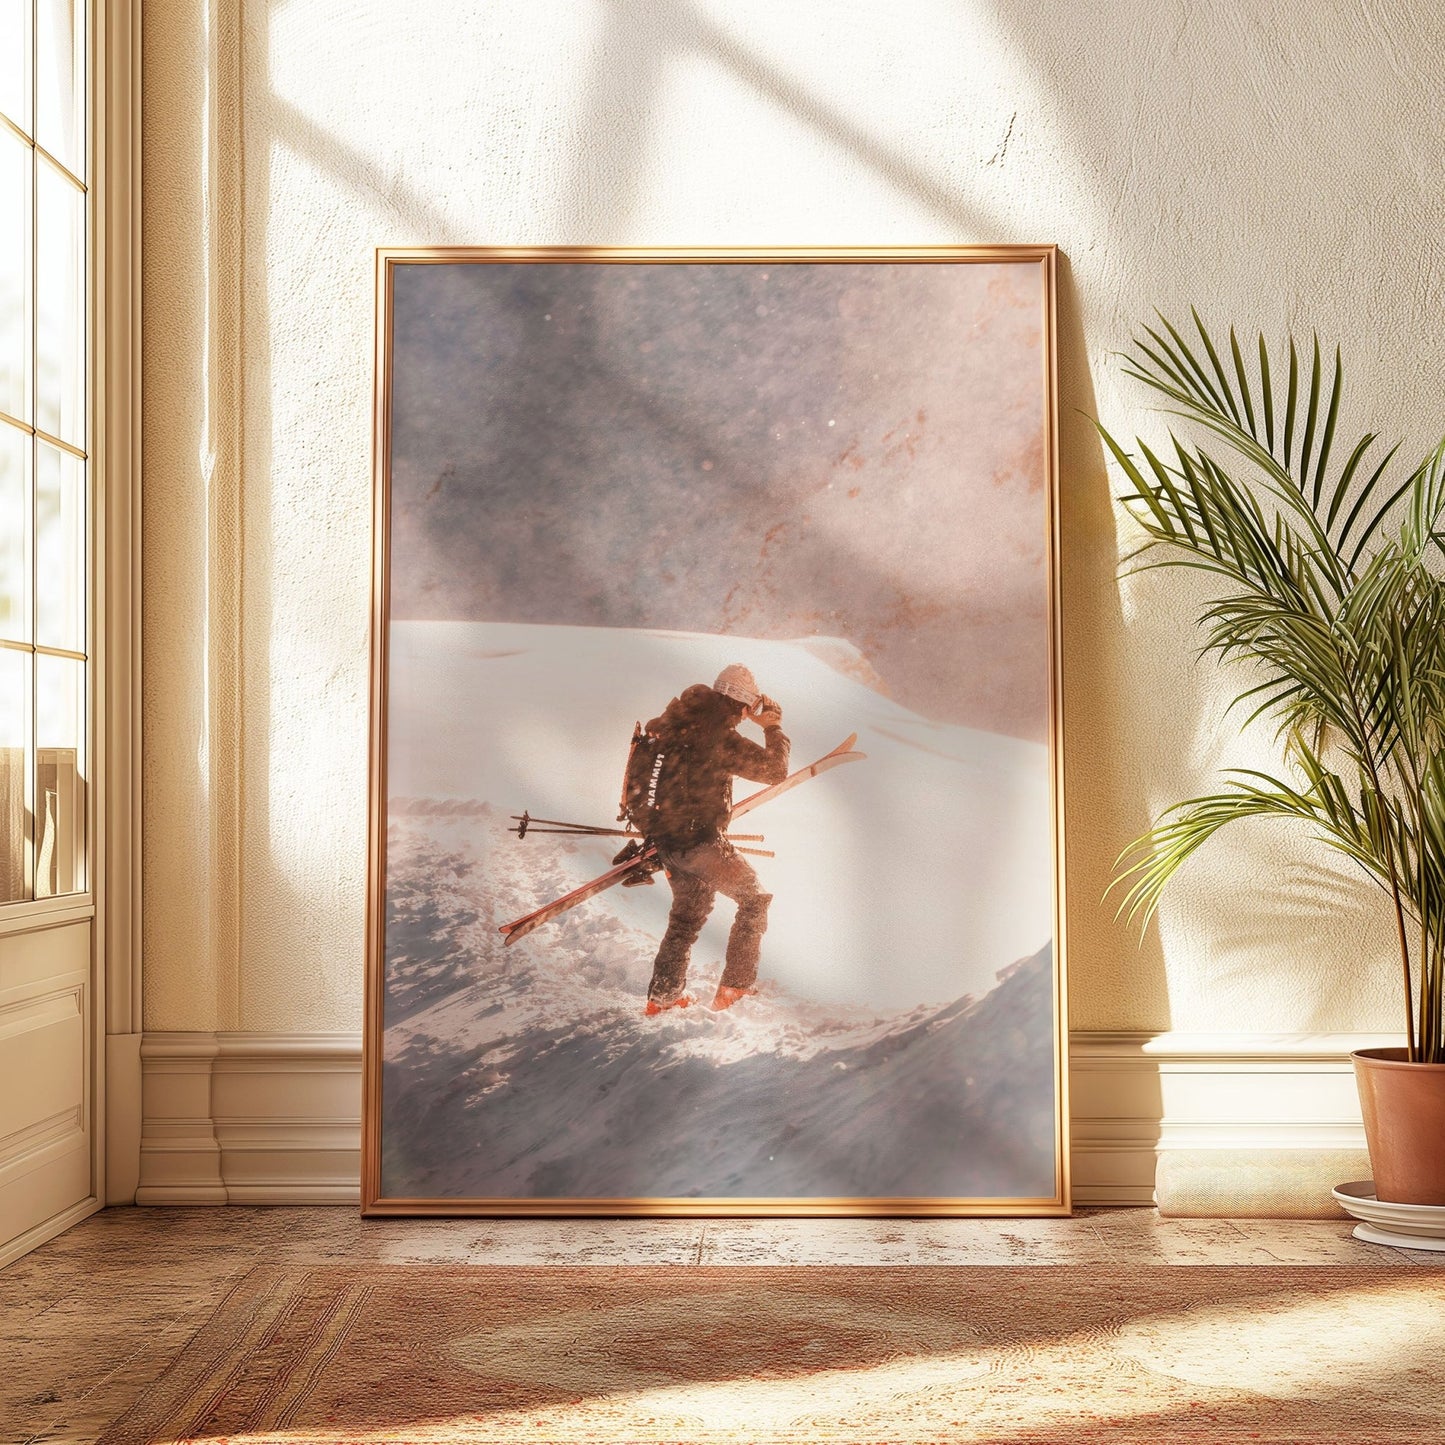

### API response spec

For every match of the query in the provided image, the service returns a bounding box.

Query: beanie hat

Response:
[713,664,760,707]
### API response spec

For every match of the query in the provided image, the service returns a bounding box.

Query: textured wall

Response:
[142,0,1445,1035]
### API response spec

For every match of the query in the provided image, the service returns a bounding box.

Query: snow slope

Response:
[389,967,1056,1200]
[387,621,1052,1010]
[381,807,1056,1199]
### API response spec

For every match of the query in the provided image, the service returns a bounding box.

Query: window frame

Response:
[0,0,94,919]
[0,0,142,1248]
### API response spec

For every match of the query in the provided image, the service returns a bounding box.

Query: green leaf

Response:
[1230,327,1258,438]
[1260,333,1275,451]
[1336,440,1405,557]
[1194,306,1242,427]
[1324,432,1378,533]
[1284,338,1300,468]
[1300,334,1323,502]
[1311,346,1343,512]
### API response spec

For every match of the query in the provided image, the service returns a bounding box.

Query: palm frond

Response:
[1403,436,1445,562]
[1116,314,1410,568]
[1109,770,1392,933]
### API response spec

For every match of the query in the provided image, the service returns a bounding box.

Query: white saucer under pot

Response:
[1333,1180,1445,1251]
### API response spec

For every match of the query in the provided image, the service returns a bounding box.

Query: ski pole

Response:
[510,818,766,843]
[512,828,768,843]
[509,824,640,839]
[511,813,631,834]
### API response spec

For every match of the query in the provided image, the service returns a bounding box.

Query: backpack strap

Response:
[617,722,644,823]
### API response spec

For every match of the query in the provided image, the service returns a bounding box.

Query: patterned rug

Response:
[101,1264,1445,1443]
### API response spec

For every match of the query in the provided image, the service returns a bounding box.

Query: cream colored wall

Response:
[141,0,1443,1037]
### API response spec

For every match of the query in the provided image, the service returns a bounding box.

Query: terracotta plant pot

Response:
[1352,1048,1445,1205]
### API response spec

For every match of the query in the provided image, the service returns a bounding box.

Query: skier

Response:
[639,664,790,1015]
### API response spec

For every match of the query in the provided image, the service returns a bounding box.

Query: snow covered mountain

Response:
[379,623,1058,1201]
[382,803,1056,1199]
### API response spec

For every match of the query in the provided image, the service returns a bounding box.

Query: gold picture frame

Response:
[364,246,1068,1216]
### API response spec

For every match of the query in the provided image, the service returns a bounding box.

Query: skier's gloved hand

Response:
[752,696,784,728]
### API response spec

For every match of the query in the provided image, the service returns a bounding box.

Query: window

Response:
[1,1,88,903]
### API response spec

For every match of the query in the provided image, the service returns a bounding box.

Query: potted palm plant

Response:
[1100,312,1445,1206]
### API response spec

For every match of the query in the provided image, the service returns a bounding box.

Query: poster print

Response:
[363,247,1067,1215]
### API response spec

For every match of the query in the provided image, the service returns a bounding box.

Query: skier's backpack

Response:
[618,721,693,839]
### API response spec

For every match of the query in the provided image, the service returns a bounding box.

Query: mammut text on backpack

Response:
[620,722,680,837]
[621,716,711,840]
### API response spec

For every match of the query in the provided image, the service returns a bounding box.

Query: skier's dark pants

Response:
[647,836,771,1002]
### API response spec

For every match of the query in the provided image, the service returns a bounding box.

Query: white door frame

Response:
[95,0,143,1211]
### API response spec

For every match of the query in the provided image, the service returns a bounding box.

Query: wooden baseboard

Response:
[1070,1031,1390,1214]
[138,1033,360,1205]
[0,1195,101,1270]
[135,1030,1393,1212]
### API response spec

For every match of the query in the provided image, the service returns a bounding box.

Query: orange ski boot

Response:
[709,985,758,1012]
[644,993,692,1017]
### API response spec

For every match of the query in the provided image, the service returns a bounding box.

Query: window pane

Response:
[0,0,32,136]
[0,125,29,422]
[36,0,83,180]
[35,650,83,897]
[0,646,29,903]
[35,441,82,652]
[35,156,83,447]
[0,423,29,643]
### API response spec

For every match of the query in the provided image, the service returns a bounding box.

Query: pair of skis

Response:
[497,733,865,946]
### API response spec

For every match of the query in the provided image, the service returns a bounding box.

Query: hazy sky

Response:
[388,259,1049,737]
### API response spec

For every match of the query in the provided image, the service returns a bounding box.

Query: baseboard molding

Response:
[1070,1031,1392,1214]
[135,1029,1395,1213]
[0,1195,102,1271]
[138,1033,361,1205]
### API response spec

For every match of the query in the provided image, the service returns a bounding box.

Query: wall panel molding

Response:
[137,1029,1393,1212]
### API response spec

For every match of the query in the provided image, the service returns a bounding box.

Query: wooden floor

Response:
[3,1206,1442,1444]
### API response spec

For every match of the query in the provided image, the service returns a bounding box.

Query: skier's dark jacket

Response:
[645,684,790,844]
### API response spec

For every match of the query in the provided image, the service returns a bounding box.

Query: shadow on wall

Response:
[545,0,999,237]
[1051,254,1172,1050]
[227,0,1177,1055]
[181,0,1445,1056]
[975,0,1445,1039]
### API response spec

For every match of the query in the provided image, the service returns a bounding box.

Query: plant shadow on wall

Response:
[1101,313,1445,1062]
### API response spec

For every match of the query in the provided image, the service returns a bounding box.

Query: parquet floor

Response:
[2,1207,1441,1444]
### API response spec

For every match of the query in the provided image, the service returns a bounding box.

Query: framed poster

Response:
[363,247,1068,1216]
